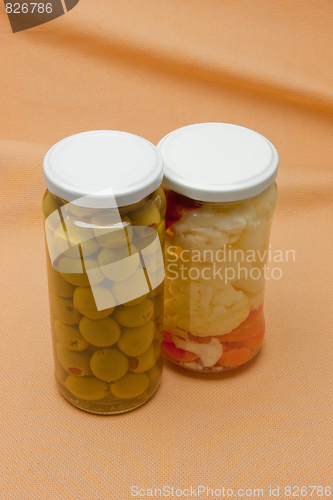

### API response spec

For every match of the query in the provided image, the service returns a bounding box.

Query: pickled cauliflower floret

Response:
[171,201,257,250]
[165,281,250,337]
[172,336,223,367]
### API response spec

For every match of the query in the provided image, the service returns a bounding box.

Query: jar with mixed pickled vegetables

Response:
[43,131,165,413]
[157,123,278,372]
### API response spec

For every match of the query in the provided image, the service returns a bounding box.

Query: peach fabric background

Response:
[1,1,333,499]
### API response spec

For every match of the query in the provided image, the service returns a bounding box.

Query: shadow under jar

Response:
[43,131,165,413]
[157,123,278,372]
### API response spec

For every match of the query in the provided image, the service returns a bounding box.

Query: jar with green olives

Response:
[43,131,165,414]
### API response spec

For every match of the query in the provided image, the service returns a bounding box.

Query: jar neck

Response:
[49,190,155,213]
[164,181,277,208]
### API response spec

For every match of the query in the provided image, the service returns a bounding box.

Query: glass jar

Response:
[43,131,165,413]
[157,123,278,372]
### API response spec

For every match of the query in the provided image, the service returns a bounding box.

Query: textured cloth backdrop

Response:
[1,1,333,499]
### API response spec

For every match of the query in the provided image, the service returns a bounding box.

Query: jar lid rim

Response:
[157,123,278,202]
[43,130,163,208]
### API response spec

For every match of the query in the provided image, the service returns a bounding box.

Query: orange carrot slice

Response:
[217,347,252,367]
[240,321,265,348]
[163,341,198,362]
[222,333,264,351]
[222,319,265,349]
[217,321,259,342]
[241,304,263,327]
[241,333,264,350]
[217,307,264,343]
[221,342,238,352]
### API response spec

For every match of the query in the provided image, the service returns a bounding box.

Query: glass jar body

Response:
[163,183,278,372]
[43,187,166,413]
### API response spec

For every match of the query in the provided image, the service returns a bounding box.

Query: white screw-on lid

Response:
[43,130,163,208]
[157,123,279,202]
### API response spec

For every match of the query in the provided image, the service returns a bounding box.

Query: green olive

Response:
[97,245,140,282]
[131,204,161,237]
[47,257,75,298]
[58,256,104,288]
[112,269,150,306]
[110,372,149,399]
[113,299,154,328]
[56,342,90,376]
[54,218,99,258]
[79,316,121,347]
[117,321,154,357]
[66,375,109,401]
[129,344,157,373]
[90,348,129,382]
[73,286,115,320]
[51,293,82,325]
[55,320,89,351]
[146,363,162,384]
